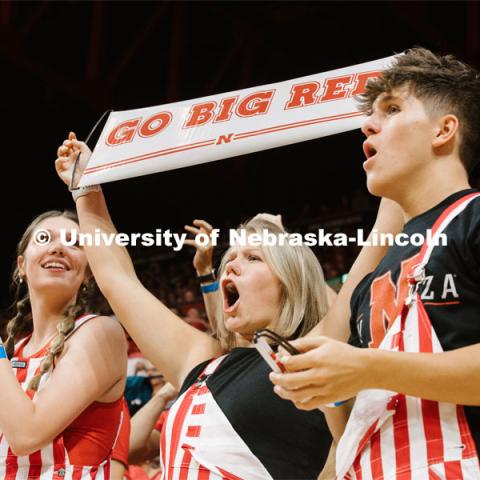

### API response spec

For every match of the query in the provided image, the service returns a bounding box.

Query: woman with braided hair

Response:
[0,210,127,478]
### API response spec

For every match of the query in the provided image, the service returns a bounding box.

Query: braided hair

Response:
[5,210,94,391]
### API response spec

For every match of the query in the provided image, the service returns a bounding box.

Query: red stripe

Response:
[422,399,444,464]
[197,385,209,395]
[85,139,216,173]
[27,450,42,479]
[52,435,67,477]
[5,449,18,480]
[90,466,98,479]
[428,469,443,480]
[186,425,202,437]
[160,417,167,474]
[417,193,480,259]
[370,429,384,479]
[456,405,478,459]
[392,395,411,479]
[235,111,363,140]
[197,466,211,480]
[352,455,363,479]
[84,140,216,175]
[72,465,84,480]
[354,419,379,459]
[168,387,198,477]
[444,460,463,479]
[192,404,206,415]
[417,299,445,464]
[179,448,193,480]
[216,467,244,480]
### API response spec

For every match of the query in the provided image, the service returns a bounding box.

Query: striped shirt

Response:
[0,314,122,480]
[338,193,480,479]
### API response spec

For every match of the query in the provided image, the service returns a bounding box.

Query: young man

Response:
[270,48,480,477]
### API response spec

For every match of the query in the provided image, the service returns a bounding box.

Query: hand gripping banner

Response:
[78,55,395,187]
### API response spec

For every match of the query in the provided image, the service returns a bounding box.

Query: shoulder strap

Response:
[64,313,98,342]
[410,192,480,281]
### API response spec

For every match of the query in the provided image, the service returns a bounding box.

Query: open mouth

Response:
[41,261,70,271]
[363,142,377,159]
[222,279,240,311]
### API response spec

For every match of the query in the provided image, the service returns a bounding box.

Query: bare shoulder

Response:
[67,315,127,353]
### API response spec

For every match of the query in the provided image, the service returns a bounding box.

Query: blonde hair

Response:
[5,210,92,391]
[214,217,328,351]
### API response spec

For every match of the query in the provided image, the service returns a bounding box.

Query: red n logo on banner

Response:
[216,133,234,145]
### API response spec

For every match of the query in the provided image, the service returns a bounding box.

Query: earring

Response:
[19,277,24,285]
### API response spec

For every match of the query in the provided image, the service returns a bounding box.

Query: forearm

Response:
[0,360,55,455]
[129,394,169,463]
[76,192,220,388]
[313,198,405,341]
[365,344,480,405]
[202,290,221,331]
[76,191,137,292]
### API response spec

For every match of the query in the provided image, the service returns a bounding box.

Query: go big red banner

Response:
[78,55,395,186]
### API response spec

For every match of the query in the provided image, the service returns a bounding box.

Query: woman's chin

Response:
[224,316,243,333]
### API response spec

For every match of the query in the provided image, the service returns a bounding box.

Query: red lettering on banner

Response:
[351,71,382,96]
[138,112,172,138]
[184,101,217,128]
[236,90,275,117]
[368,254,420,348]
[106,119,142,146]
[284,82,321,109]
[320,75,354,102]
[214,96,238,123]
[216,133,234,144]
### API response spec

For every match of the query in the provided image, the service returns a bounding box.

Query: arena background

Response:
[1,0,478,313]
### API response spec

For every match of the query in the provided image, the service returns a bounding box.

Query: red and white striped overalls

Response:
[0,314,118,480]
[337,193,480,479]
[160,355,273,480]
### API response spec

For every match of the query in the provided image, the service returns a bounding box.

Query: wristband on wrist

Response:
[0,343,7,360]
[71,184,102,202]
[200,280,219,294]
[197,269,216,284]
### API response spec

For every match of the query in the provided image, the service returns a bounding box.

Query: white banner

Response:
[78,55,395,187]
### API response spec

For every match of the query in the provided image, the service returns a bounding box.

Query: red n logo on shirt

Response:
[368,253,420,348]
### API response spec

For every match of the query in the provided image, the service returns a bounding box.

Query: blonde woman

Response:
[0,210,127,478]
[56,132,332,479]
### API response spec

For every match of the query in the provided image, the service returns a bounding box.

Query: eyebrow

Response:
[377,94,403,106]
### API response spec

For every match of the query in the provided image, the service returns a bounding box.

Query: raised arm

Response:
[310,197,405,341]
[184,219,221,331]
[55,133,222,389]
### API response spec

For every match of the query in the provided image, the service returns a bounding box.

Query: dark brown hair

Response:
[358,47,480,173]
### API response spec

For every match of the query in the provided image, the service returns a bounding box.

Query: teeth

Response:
[43,262,66,270]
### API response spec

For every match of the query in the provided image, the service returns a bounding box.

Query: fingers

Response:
[184,225,201,236]
[270,369,319,390]
[184,239,201,248]
[277,349,318,372]
[288,336,328,353]
[192,219,213,231]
